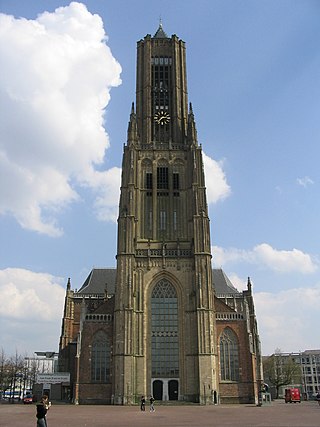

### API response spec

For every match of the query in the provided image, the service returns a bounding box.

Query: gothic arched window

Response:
[141,159,153,239]
[219,327,239,381]
[151,279,179,377]
[91,331,111,383]
[156,160,169,238]
[172,159,185,237]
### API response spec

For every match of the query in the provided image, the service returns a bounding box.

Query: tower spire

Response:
[187,102,198,145]
[154,20,168,38]
[127,102,138,146]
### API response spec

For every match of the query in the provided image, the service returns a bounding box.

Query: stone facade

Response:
[58,25,262,405]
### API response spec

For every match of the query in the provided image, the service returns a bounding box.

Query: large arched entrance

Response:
[151,379,179,401]
[151,279,179,401]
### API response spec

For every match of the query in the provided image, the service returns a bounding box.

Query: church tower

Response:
[113,24,218,404]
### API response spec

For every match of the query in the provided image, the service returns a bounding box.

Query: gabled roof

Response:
[78,268,116,295]
[76,267,240,296]
[212,269,240,295]
[154,22,168,39]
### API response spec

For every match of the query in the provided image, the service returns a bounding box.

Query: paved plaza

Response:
[0,400,319,427]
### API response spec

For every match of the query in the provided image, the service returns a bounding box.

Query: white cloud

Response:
[0,268,66,354]
[254,243,317,273]
[213,246,252,266]
[203,152,231,204]
[87,166,122,222]
[255,284,320,355]
[227,273,248,291]
[0,2,122,236]
[0,268,65,320]
[296,176,314,188]
[212,243,318,274]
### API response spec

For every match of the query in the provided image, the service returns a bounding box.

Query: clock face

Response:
[154,111,170,125]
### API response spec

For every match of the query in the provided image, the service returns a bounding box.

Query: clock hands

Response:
[154,111,170,125]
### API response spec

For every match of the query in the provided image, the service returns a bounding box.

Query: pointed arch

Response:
[151,279,179,378]
[141,158,153,238]
[219,327,239,381]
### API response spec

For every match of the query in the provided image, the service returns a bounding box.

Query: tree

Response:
[263,349,302,398]
[0,348,38,401]
[0,348,10,398]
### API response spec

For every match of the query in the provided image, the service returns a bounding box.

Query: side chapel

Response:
[58,24,262,405]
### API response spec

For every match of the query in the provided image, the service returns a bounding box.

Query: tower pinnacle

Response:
[154,20,168,38]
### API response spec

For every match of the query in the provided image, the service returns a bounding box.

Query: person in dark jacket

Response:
[140,395,146,411]
[140,396,146,411]
[36,395,50,427]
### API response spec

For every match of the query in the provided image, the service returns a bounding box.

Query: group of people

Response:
[33,389,319,425]
[36,393,154,424]
[140,395,155,412]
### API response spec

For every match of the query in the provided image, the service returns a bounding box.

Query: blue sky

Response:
[0,0,319,356]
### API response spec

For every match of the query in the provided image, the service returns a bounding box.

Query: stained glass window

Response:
[151,280,179,377]
[219,328,239,381]
[91,331,111,382]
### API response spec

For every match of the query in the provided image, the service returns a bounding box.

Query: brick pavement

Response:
[0,400,319,427]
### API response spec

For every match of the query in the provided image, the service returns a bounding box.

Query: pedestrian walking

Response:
[149,395,155,412]
[140,395,146,411]
[36,395,51,426]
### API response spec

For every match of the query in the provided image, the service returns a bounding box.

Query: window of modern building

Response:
[91,331,110,382]
[219,327,239,381]
[151,279,179,377]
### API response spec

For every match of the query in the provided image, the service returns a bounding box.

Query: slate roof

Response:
[76,268,240,296]
[212,268,240,295]
[78,268,116,295]
[154,22,168,38]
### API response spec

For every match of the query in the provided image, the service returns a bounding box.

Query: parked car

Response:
[23,395,33,404]
[284,388,301,403]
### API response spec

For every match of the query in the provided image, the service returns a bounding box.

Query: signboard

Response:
[36,373,70,384]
